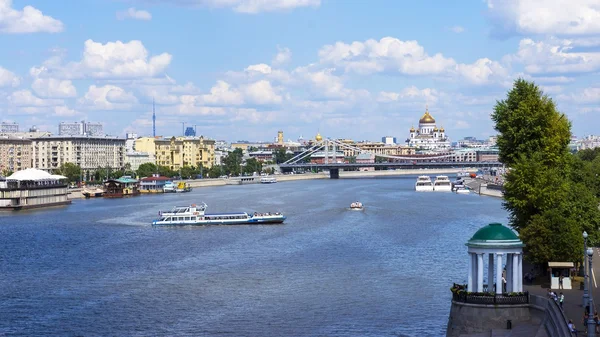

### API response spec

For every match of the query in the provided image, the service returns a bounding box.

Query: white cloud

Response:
[117,8,152,21]
[31,78,77,98]
[317,37,510,84]
[53,106,80,117]
[245,63,272,74]
[558,87,600,104]
[0,66,19,87]
[0,0,64,33]
[31,39,172,79]
[198,81,244,106]
[377,86,440,104]
[486,0,600,36]
[509,37,600,74]
[8,89,63,107]
[450,26,465,33]
[137,0,321,14]
[197,80,283,106]
[272,46,292,66]
[78,85,138,110]
[242,80,283,104]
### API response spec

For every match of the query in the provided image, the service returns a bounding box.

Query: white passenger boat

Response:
[415,175,434,192]
[152,202,286,226]
[433,175,452,192]
[260,177,277,184]
[163,181,176,193]
[349,201,364,211]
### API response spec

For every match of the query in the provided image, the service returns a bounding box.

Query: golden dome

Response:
[433,126,439,132]
[315,133,323,142]
[419,106,436,124]
[440,126,445,132]
[410,126,415,132]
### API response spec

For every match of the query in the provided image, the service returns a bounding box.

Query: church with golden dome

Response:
[407,106,450,149]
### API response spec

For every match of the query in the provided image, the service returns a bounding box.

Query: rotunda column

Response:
[506,253,513,293]
[496,253,503,294]
[477,253,484,293]
[467,252,473,292]
[512,253,519,292]
[517,253,523,292]
[488,253,494,292]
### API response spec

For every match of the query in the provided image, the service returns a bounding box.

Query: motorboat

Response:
[350,201,364,210]
[456,170,470,178]
[82,187,104,198]
[163,181,176,193]
[175,181,192,193]
[433,176,452,192]
[455,186,470,194]
[415,175,434,192]
[260,177,277,184]
[152,202,286,226]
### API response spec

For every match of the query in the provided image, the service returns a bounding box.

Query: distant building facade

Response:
[59,121,104,136]
[0,137,32,173]
[184,127,196,137]
[407,107,451,149]
[381,136,396,145]
[1,122,18,133]
[356,152,375,171]
[135,136,216,169]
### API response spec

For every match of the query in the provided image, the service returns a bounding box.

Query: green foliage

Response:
[223,148,243,176]
[54,162,81,182]
[1,169,13,177]
[274,148,291,164]
[494,78,600,265]
[207,165,224,178]
[243,158,262,175]
[492,79,571,167]
[136,163,157,178]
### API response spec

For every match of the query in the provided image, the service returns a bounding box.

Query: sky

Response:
[1,0,599,143]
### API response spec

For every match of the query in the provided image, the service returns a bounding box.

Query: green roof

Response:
[466,223,524,248]
[116,177,138,183]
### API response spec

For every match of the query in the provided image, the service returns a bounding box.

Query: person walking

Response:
[559,292,564,309]
[559,274,564,289]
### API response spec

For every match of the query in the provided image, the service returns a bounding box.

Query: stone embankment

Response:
[464,177,504,198]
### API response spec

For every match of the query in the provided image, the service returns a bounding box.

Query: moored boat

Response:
[415,175,434,192]
[260,176,277,184]
[152,202,286,226]
[455,186,470,194]
[433,175,452,192]
[163,181,176,193]
[82,187,104,198]
[175,182,192,193]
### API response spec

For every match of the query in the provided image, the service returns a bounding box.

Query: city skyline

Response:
[1,0,599,142]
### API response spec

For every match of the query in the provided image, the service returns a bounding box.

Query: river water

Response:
[0,175,508,337]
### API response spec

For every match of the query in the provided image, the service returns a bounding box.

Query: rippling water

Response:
[0,176,508,337]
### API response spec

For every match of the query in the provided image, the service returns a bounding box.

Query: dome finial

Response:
[425,104,428,112]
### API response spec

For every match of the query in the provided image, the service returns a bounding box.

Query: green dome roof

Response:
[466,223,524,248]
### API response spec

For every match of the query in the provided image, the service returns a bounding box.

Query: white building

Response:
[125,133,139,153]
[381,136,396,145]
[58,121,104,136]
[577,135,600,151]
[1,122,18,133]
[125,152,155,171]
[31,136,125,180]
[407,107,451,150]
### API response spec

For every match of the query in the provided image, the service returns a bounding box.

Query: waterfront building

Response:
[0,168,70,210]
[125,152,155,171]
[356,153,375,171]
[139,175,172,193]
[31,136,125,179]
[342,141,416,158]
[1,122,18,133]
[0,137,32,173]
[248,150,274,162]
[103,176,140,198]
[381,136,396,145]
[58,121,104,137]
[407,107,451,149]
[135,136,216,170]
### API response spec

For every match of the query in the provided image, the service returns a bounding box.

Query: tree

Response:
[223,148,243,176]
[1,169,13,177]
[136,163,157,178]
[207,165,223,178]
[55,162,81,182]
[493,79,600,264]
[491,79,571,167]
[243,158,262,175]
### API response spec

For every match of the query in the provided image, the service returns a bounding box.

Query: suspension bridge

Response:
[280,138,502,179]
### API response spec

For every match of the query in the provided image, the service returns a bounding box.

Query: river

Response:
[0,175,508,336]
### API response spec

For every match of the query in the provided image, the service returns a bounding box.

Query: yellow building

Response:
[136,136,215,169]
[0,137,32,174]
[343,142,416,157]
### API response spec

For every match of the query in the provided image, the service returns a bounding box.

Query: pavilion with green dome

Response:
[466,223,525,294]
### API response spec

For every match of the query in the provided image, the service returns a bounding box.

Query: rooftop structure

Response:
[0,168,71,210]
[407,107,451,150]
[1,122,18,133]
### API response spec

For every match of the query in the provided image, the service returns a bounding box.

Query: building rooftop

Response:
[7,168,66,181]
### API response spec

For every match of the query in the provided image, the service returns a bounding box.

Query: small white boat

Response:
[433,176,452,192]
[153,202,286,226]
[163,181,176,193]
[349,201,364,211]
[415,175,434,192]
[260,177,277,184]
[455,186,470,194]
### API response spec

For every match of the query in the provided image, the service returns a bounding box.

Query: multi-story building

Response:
[58,121,104,136]
[184,127,196,137]
[0,137,32,174]
[0,131,51,138]
[31,136,125,180]
[125,133,138,153]
[1,122,19,133]
[381,136,397,145]
[125,152,155,171]
[248,150,274,162]
[342,142,416,158]
[576,135,600,151]
[135,136,216,169]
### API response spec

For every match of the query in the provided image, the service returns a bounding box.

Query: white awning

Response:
[548,262,574,268]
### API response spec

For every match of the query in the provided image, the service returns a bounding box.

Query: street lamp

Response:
[587,247,595,337]
[584,231,589,308]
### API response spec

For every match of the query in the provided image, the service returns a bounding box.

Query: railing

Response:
[452,291,529,305]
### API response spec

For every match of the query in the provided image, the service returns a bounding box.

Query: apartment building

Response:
[0,137,32,174]
[135,136,216,169]
[342,142,416,157]
[1,122,19,133]
[31,136,125,179]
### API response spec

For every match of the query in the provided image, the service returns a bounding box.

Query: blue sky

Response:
[1,0,599,143]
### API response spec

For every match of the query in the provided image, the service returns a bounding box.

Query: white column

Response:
[496,253,503,294]
[477,253,484,293]
[517,253,523,292]
[488,253,494,292]
[467,252,473,292]
[512,253,519,292]
[471,253,478,291]
[506,253,513,293]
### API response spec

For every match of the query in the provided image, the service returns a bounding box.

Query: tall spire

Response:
[425,104,429,113]
[152,97,156,137]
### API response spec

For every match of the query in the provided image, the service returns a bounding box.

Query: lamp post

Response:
[588,247,595,337]
[584,231,589,308]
